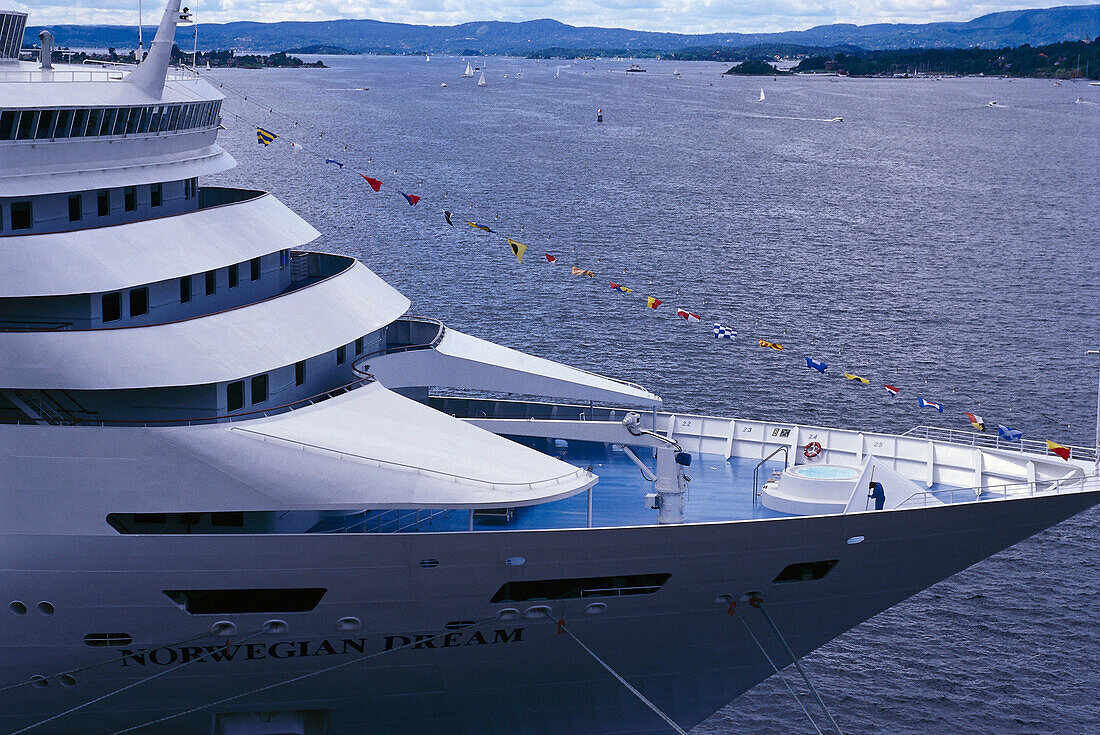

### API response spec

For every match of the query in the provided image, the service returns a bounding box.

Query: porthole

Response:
[504,556,525,567]
[31,675,47,688]
[36,601,55,616]
[59,674,76,687]
[444,620,476,630]
[9,601,27,615]
[418,559,440,569]
[263,619,288,634]
[336,617,361,632]
[847,536,865,545]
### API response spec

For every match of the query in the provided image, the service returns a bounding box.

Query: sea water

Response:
[211,56,1099,734]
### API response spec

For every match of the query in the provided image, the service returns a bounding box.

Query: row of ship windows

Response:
[225,335,367,412]
[101,250,291,322]
[0,179,197,231]
[0,100,222,141]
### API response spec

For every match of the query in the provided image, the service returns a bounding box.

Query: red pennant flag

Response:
[545,253,557,263]
[400,192,420,206]
[676,308,701,322]
[884,384,899,396]
[361,175,382,192]
[1046,440,1071,461]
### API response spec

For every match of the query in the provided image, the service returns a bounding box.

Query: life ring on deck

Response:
[803,441,822,459]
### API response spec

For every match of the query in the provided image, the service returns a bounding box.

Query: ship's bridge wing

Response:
[363,319,661,407]
[165,381,596,509]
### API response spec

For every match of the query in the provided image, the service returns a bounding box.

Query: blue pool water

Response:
[788,464,860,480]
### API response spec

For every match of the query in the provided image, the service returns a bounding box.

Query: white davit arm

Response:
[127,0,183,97]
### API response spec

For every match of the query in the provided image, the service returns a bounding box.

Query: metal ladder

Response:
[751,446,789,505]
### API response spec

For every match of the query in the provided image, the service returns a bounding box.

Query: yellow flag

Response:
[844,372,870,385]
[506,238,527,264]
[757,339,783,351]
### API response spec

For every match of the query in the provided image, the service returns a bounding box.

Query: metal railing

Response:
[893,472,1097,509]
[319,508,450,534]
[752,446,789,506]
[902,425,1097,463]
[0,65,200,83]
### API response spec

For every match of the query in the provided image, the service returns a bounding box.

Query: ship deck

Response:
[317,440,972,534]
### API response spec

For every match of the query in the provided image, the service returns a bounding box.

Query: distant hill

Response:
[26,4,1100,55]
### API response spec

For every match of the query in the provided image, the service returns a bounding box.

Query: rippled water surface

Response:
[209,57,1099,734]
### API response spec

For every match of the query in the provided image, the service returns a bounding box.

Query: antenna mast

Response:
[138,0,144,59]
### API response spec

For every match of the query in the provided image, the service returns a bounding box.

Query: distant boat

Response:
[673,68,680,76]
[441,83,447,87]
[477,72,487,87]
[626,64,646,73]
[426,55,431,62]
[503,73,508,79]
[988,101,1000,107]
[759,88,765,102]
[827,116,843,122]
[1091,81,1100,86]
[554,70,559,79]
[462,62,474,78]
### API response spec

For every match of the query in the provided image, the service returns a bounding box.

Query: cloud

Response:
[11,0,1097,34]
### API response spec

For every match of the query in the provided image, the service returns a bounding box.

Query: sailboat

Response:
[425,55,430,62]
[462,62,474,78]
[758,88,765,102]
[477,72,487,87]
[554,69,559,79]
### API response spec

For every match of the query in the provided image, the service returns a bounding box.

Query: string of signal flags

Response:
[252,120,1075,461]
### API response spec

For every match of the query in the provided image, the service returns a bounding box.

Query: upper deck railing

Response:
[902,425,1097,463]
[0,65,201,83]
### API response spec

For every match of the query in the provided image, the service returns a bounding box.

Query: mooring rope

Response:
[556,617,689,735]
[728,602,824,735]
[750,597,845,735]
[8,626,269,735]
[104,615,504,735]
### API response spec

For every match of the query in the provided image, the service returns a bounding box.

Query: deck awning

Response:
[365,325,661,407]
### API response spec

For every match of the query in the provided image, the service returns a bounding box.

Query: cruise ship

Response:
[2,3,1097,734]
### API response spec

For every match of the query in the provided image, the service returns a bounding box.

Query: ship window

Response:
[10,200,31,230]
[179,104,193,129]
[228,263,239,288]
[35,109,56,139]
[250,257,261,281]
[280,249,290,268]
[124,186,136,212]
[336,345,346,365]
[83,632,133,648]
[205,270,216,295]
[162,587,327,614]
[113,108,128,135]
[295,360,306,386]
[251,374,268,404]
[97,190,110,217]
[226,381,244,411]
[68,194,81,222]
[0,110,15,140]
[211,511,244,527]
[773,560,838,584]
[168,105,181,130]
[148,106,160,132]
[150,183,162,207]
[490,573,672,603]
[133,513,166,524]
[126,107,140,134]
[102,292,121,322]
[179,276,191,303]
[16,110,37,139]
[54,109,73,138]
[137,106,151,133]
[99,108,116,136]
[355,337,364,355]
[129,287,148,317]
[70,108,88,137]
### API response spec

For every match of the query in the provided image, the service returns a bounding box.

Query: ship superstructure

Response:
[1,4,1097,734]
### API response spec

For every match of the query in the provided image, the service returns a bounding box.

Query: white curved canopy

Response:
[0,261,410,389]
[0,193,320,297]
[368,326,662,406]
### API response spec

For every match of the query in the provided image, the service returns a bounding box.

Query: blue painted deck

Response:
[312,440,975,534]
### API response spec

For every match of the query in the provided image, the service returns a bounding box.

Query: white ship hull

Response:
[4,488,1095,734]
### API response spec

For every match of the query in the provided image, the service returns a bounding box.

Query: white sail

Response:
[759,88,766,102]
[477,71,487,87]
[554,69,559,79]
[462,62,474,78]
[426,55,430,62]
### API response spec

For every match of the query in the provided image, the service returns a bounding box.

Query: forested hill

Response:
[25,4,1100,55]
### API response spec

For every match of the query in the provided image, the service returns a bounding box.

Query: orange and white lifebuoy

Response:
[803,441,822,459]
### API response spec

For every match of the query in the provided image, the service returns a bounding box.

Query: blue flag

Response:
[917,397,943,413]
[804,356,827,373]
[997,424,1022,441]
[324,158,344,169]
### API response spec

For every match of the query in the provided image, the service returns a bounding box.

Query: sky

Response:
[6,0,1097,34]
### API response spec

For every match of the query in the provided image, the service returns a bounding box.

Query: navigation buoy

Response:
[597,108,603,123]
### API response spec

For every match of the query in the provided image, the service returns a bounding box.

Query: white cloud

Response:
[8,0,1096,34]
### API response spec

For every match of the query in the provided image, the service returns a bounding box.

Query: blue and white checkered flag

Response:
[713,322,737,340]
